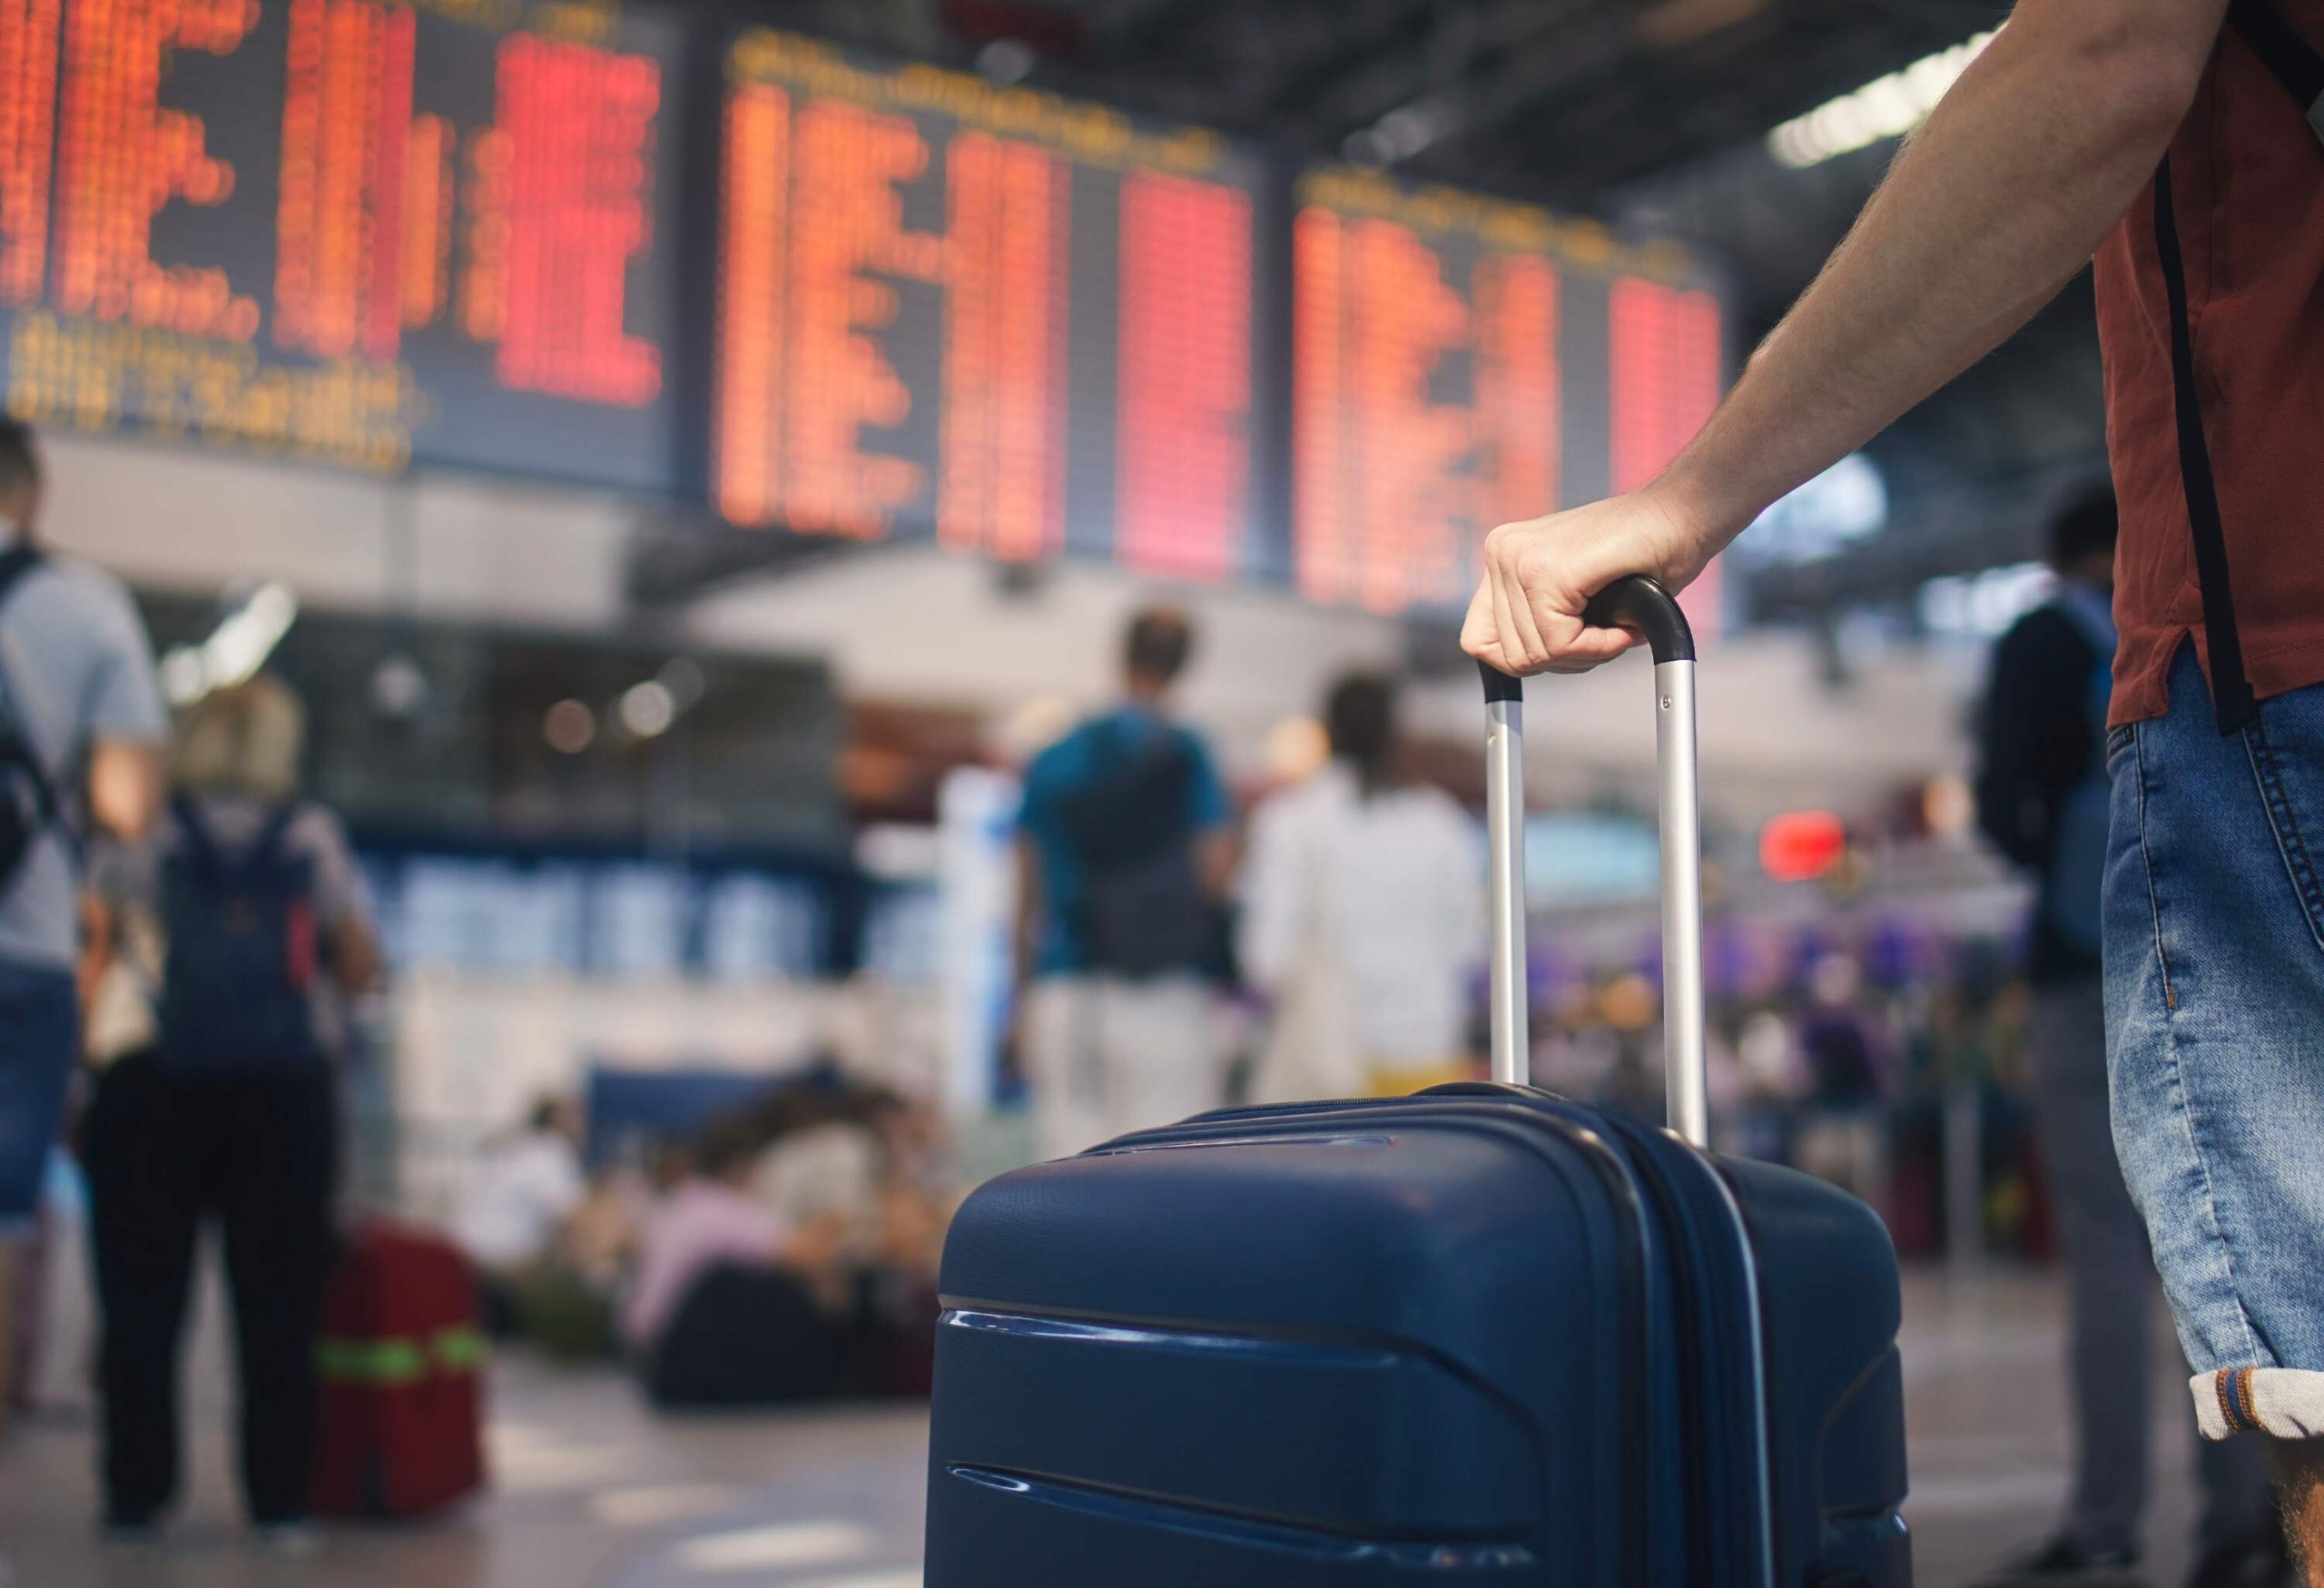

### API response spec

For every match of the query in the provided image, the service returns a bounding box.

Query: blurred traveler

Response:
[1239,673,1482,1100]
[1797,952,1886,1106]
[1460,0,2324,1574]
[621,1120,846,1360]
[622,1120,856,1406]
[78,676,381,1542]
[452,1094,587,1332]
[1792,955,1895,1215]
[1977,489,2277,1580]
[0,418,165,1440]
[1014,607,1234,1159]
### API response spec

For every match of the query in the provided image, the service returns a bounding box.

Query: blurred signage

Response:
[1731,452,1888,567]
[1917,562,2053,639]
[936,766,1019,1116]
[1527,812,1660,907]
[139,595,846,850]
[713,28,1275,582]
[369,853,831,980]
[1291,166,1727,624]
[0,0,680,487]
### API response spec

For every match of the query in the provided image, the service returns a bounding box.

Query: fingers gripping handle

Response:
[1479,576,1709,1147]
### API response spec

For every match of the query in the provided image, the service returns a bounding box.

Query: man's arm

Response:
[86,739,162,842]
[1196,829,1237,904]
[84,580,169,839]
[1464,0,2223,676]
[331,912,384,997]
[76,893,115,1018]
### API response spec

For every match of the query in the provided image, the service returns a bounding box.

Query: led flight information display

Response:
[1293,167,1725,617]
[713,29,1270,581]
[0,0,679,486]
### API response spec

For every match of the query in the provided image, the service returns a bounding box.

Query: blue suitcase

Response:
[925,578,1911,1586]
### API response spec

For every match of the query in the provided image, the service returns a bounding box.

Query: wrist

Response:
[1634,469,1736,586]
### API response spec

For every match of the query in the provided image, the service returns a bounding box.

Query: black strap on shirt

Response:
[2152,158,2256,735]
[2149,2,2324,735]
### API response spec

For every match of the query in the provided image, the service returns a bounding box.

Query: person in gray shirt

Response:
[0,418,165,1435]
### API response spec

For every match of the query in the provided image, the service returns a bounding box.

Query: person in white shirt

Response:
[453,1096,587,1281]
[1240,674,1484,1101]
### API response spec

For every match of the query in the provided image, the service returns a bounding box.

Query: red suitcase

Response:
[311,1218,488,1519]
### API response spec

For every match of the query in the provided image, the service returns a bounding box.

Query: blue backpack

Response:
[1054,717,1219,979]
[2041,587,2117,958]
[156,797,326,1071]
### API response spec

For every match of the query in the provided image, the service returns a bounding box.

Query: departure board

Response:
[713,29,1271,581]
[1294,167,1726,621]
[0,0,679,487]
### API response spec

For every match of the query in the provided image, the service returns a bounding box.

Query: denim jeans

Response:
[2105,644,2324,1439]
[0,957,77,1232]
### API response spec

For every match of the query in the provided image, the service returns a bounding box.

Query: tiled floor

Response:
[0,1265,2242,1587]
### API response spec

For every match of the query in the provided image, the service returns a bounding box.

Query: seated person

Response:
[620,1121,846,1367]
[625,1104,950,1408]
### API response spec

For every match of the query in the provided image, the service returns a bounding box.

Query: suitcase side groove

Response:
[942,1463,1541,1569]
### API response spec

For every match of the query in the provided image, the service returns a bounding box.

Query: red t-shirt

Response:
[2093,5,2324,725]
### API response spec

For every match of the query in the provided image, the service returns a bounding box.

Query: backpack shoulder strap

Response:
[2231,0,2324,143]
[0,545,39,608]
[172,798,305,882]
[251,801,304,867]
[0,547,75,852]
[2050,584,2117,664]
[170,794,225,878]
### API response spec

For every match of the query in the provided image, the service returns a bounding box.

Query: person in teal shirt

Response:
[1014,607,1234,1159]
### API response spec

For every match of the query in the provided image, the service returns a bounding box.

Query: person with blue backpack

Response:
[78,675,381,1547]
[1977,488,2283,1584]
[1013,607,1236,1160]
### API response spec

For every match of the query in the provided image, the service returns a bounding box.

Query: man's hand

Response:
[1461,485,1712,676]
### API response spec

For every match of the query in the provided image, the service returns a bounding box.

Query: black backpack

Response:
[1053,718,1220,979]
[156,796,327,1071]
[0,546,70,898]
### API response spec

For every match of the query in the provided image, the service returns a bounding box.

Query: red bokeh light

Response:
[1760,810,1847,883]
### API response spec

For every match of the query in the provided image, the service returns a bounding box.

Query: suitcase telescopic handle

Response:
[1479,574,1709,1148]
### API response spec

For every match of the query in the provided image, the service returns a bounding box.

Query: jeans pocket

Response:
[2105,724,2136,769]
[2243,705,2324,956]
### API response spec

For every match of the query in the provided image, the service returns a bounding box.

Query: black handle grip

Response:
[1475,574,1694,699]
[1581,575,1696,665]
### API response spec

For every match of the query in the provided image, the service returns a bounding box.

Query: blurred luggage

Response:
[312,1219,487,1519]
[924,579,1912,1586]
[643,1264,938,1408]
[644,1264,843,1409]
